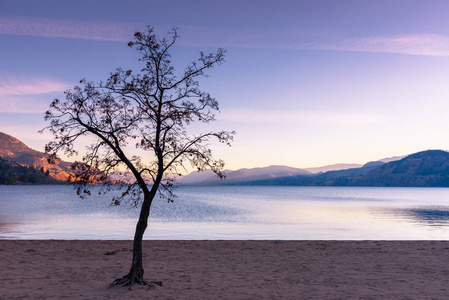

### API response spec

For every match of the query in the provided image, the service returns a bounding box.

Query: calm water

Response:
[1,185,449,240]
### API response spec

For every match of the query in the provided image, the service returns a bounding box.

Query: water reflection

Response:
[0,215,21,238]
[391,207,449,227]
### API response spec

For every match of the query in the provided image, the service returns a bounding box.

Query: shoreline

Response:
[2,240,449,299]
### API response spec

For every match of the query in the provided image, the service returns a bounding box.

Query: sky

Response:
[2,0,449,171]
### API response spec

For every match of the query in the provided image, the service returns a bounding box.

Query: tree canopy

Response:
[44,26,233,204]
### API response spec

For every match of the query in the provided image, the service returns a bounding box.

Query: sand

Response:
[1,240,449,299]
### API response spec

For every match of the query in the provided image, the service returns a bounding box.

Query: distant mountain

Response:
[177,169,221,184]
[304,163,363,174]
[303,155,404,174]
[179,156,404,185]
[350,150,449,187]
[0,132,71,181]
[241,150,449,187]
[360,155,406,169]
[2,131,443,187]
[378,155,406,163]
[179,165,310,185]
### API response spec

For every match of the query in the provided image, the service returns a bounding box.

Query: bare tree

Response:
[42,26,234,289]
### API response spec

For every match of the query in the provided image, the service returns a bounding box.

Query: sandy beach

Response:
[1,240,449,299]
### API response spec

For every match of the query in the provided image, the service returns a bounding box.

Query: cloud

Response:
[219,108,384,125]
[0,77,70,97]
[0,75,71,113]
[308,34,449,57]
[180,27,449,57]
[0,16,142,42]
[2,16,449,56]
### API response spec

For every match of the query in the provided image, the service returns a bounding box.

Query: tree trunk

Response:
[109,188,162,289]
[128,191,152,281]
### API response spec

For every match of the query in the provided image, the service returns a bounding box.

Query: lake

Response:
[1,185,449,240]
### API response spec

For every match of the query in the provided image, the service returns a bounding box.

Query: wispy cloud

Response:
[0,77,69,97]
[307,34,449,57]
[0,16,142,41]
[220,108,384,125]
[0,74,71,113]
[180,27,449,57]
[2,16,449,56]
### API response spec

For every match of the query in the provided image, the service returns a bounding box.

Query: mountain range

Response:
[242,150,449,187]
[181,150,449,187]
[178,155,406,185]
[1,131,449,187]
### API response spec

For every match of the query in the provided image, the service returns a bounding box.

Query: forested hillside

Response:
[0,156,60,184]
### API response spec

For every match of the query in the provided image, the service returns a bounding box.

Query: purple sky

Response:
[2,0,449,170]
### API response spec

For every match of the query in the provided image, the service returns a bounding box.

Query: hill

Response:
[179,165,311,185]
[0,157,60,184]
[242,150,449,187]
[0,132,71,181]
[351,150,449,187]
[303,163,363,174]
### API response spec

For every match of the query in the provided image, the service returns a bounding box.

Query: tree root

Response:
[108,274,163,291]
